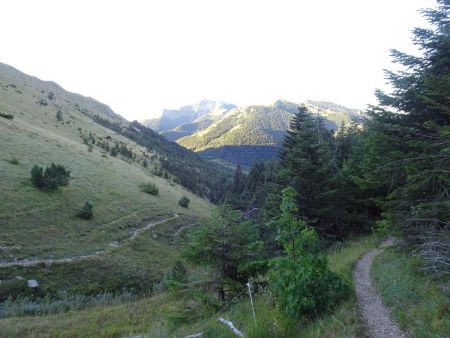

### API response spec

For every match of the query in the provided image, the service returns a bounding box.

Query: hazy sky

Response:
[2,0,435,120]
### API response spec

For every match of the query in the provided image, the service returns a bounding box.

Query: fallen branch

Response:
[218,317,244,337]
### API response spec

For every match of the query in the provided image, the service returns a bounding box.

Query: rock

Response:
[15,276,24,280]
[27,279,38,288]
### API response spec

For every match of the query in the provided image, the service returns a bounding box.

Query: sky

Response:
[2,0,436,120]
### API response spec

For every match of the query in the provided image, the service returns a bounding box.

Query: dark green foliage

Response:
[160,261,188,293]
[31,165,45,189]
[178,196,190,208]
[30,163,70,191]
[8,158,19,165]
[36,98,48,106]
[139,182,159,196]
[142,159,148,168]
[47,92,54,100]
[56,109,63,122]
[278,106,338,234]
[0,112,14,120]
[77,202,93,219]
[222,161,278,211]
[92,115,123,133]
[200,145,280,167]
[269,254,349,318]
[269,188,349,317]
[357,0,450,244]
[110,145,118,157]
[183,205,263,300]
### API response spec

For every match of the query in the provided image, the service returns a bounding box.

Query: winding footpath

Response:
[0,213,179,269]
[353,238,408,338]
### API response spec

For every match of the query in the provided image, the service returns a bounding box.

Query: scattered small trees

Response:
[31,163,70,190]
[77,201,93,219]
[178,196,190,208]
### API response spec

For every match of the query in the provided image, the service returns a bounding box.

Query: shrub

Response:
[0,112,14,120]
[139,182,159,196]
[8,158,19,165]
[269,187,349,318]
[56,109,63,122]
[77,202,93,219]
[31,163,70,190]
[31,165,45,189]
[269,254,349,317]
[178,196,190,208]
[36,98,48,106]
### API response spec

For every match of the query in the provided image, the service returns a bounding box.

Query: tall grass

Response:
[0,291,136,318]
[372,248,450,338]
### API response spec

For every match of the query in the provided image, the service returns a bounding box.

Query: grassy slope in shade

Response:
[372,248,450,338]
[0,235,379,337]
[0,62,211,262]
[0,216,194,300]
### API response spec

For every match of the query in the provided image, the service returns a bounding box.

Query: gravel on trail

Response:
[353,238,408,338]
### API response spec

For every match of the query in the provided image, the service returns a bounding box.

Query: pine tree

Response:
[361,0,450,242]
[278,106,336,233]
[183,205,262,300]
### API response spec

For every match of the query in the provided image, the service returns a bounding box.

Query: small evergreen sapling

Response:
[56,109,63,122]
[269,187,349,317]
[77,201,93,219]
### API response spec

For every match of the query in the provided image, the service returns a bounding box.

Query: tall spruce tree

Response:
[278,105,336,234]
[361,0,450,244]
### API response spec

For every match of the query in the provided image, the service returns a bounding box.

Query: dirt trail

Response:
[353,238,408,338]
[0,213,178,268]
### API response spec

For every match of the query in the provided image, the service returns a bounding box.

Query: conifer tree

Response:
[278,105,336,233]
[361,0,450,242]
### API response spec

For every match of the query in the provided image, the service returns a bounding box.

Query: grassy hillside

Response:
[0,62,212,263]
[0,235,379,337]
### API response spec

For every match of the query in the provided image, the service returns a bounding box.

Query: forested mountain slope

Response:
[177,99,365,166]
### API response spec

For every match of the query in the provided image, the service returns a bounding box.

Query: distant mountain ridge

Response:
[142,99,365,166]
[141,100,237,141]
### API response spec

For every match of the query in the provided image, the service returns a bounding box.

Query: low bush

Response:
[31,163,70,190]
[77,201,93,219]
[178,196,190,208]
[56,109,63,122]
[269,254,349,317]
[139,182,159,196]
[0,112,14,120]
[8,158,19,165]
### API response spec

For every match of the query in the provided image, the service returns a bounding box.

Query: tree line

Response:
[177,0,449,321]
